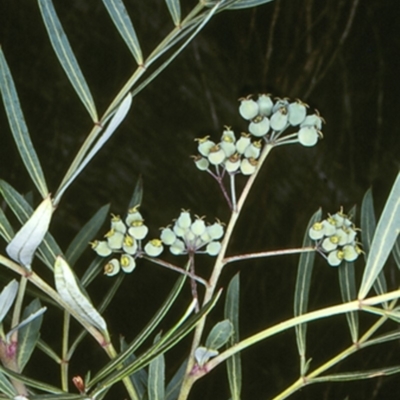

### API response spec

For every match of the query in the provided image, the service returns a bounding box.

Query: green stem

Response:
[61,311,70,392]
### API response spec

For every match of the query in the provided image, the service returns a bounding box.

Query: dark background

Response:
[0,0,400,399]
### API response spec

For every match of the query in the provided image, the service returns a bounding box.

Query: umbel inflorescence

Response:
[309,209,362,267]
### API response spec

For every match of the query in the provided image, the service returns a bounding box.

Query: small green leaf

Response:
[205,319,233,350]
[0,280,18,323]
[294,208,321,375]
[224,273,241,400]
[0,207,14,242]
[65,204,110,266]
[102,0,143,64]
[128,176,144,210]
[194,346,219,367]
[6,196,53,270]
[148,334,165,400]
[38,0,98,121]
[165,359,187,400]
[165,0,181,26]
[359,172,400,299]
[0,47,48,198]
[17,299,44,371]
[0,371,16,397]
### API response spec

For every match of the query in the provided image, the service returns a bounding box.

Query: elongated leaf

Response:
[38,0,98,121]
[102,0,143,64]
[0,371,16,397]
[17,299,44,370]
[6,196,53,270]
[54,93,132,204]
[0,48,48,198]
[128,176,144,210]
[65,204,110,266]
[0,180,63,269]
[224,273,241,400]
[148,334,165,400]
[206,0,274,9]
[359,172,400,299]
[165,359,187,400]
[294,209,321,375]
[393,236,400,270]
[205,320,233,350]
[54,256,107,332]
[165,0,181,26]
[0,207,14,242]
[0,280,18,323]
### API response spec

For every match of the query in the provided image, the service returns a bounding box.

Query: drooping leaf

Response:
[17,299,45,371]
[205,320,233,350]
[165,0,181,26]
[38,0,98,121]
[359,172,400,299]
[148,334,165,400]
[0,280,18,323]
[54,256,107,332]
[65,204,110,266]
[294,208,321,375]
[6,196,53,270]
[224,273,241,400]
[54,93,132,204]
[0,47,48,198]
[102,0,143,64]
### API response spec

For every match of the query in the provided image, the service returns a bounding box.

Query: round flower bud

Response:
[177,211,192,229]
[298,126,319,147]
[200,230,211,243]
[257,94,273,116]
[301,114,324,130]
[288,102,307,126]
[125,207,143,226]
[207,222,224,240]
[170,239,186,255]
[111,214,127,234]
[120,254,136,273]
[221,127,236,143]
[185,230,195,243]
[240,157,258,175]
[161,227,176,245]
[343,244,359,262]
[225,153,241,173]
[239,98,259,120]
[309,222,325,240]
[272,98,289,114]
[345,227,357,244]
[322,236,339,252]
[128,220,149,240]
[220,141,236,157]
[173,224,186,238]
[244,141,262,159]
[327,250,344,267]
[249,116,270,137]
[193,156,209,171]
[196,136,215,156]
[335,228,349,246]
[145,239,164,257]
[92,240,112,257]
[105,229,124,250]
[236,133,251,154]
[270,107,288,131]
[122,234,138,255]
[191,218,206,236]
[104,258,120,276]
[206,241,221,256]
[323,218,337,236]
[208,145,226,165]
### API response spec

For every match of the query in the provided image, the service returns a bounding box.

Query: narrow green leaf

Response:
[165,0,181,26]
[6,196,53,270]
[0,280,18,323]
[17,298,44,370]
[205,0,274,9]
[359,172,400,299]
[205,320,233,350]
[165,359,187,400]
[65,204,110,266]
[224,273,241,400]
[338,262,359,343]
[0,207,14,242]
[128,176,144,210]
[0,371,16,397]
[0,47,48,198]
[148,334,165,400]
[0,180,63,269]
[38,0,98,121]
[294,209,321,375]
[393,236,400,271]
[36,339,62,364]
[102,0,143,64]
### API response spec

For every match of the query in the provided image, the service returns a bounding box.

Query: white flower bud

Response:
[161,227,176,245]
[236,134,251,154]
[321,236,339,252]
[301,114,324,130]
[92,240,112,257]
[225,153,241,173]
[249,116,270,137]
[208,145,226,165]
[120,254,136,273]
[244,141,262,159]
[239,98,259,120]
[240,157,258,175]
[327,250,343,267]
[128,220,149,240]
[177,211,192,229]
[272,98,289,113]
[170,239,186,255]
[191,218,206,236]
[105,229,124,250]
[220,141,236,157]
[298,126,319,147]
[122,235,138,255]
[111,214,127,233]
[323,218,337,236]
[257,94,273,116]
[125,207,144,226]
[288,102,307,126]
[221,127,236,143]
[104,258,120,276]
[206,241,221,256]
[343,244,359,262]
[145,239,164,257]
[196,136,215,156]
[309,222,325,240]
[270,107,288,131]
[207,222,224,240]
[193,156,209,171]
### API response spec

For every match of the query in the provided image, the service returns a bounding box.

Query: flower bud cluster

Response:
[308,209,362,267]
[91,207,162,276]
[238,94,324,146]
[193,127,262,175]
[159,210,224,256]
